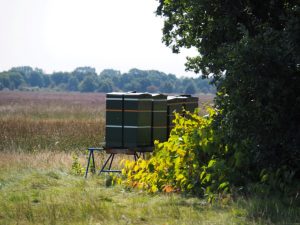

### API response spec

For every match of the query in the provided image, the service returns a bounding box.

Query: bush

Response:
[120,107,299,201]
[121,109,232,200]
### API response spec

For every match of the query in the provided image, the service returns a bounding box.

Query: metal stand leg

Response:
[84,147,104,178]
[85,149,93,178]
[136,152,145,160]
[91,150,96,173]
[99,153,113,174]
[134,152,139,161]
[108,153,115,170]
[99,153,121,174]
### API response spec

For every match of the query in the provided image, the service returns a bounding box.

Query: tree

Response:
[0,66,217,94]
[123,80,141,92]
[99,69,121,91]
[43,75,51,87]
[10,66,33,76]
[157,0,300,183]
[73,67,96,75]
[0,73,11,89]
[79,76,98,92]
[8,71,25,89]
[98,80,113,93]
[162,81,174,93]
[99,69,121,79]
[184,83,196,95]
[51,72,70,85]
[26,71,44,87]
[73,67,97,82]
[67,77,79,91]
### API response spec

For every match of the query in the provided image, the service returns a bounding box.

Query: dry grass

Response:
[0,118,104,151]
[0,151,73,172]
[0,91,106,120]
[0,91,106,152]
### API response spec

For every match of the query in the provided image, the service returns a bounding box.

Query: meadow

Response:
[0,91,298,225]
[0,91,105,152]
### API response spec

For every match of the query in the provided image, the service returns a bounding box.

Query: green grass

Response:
[0,151,299,225]
[0,164,237,224]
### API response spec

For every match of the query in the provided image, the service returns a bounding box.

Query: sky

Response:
[0,0,198,77]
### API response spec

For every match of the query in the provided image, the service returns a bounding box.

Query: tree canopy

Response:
[0,66,215,94]
[157,0,300,185]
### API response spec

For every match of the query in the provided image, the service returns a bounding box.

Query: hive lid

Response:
[107,92,152,99]
[151,93,167,99]
[167,95,188,103]
[125,92,152,99]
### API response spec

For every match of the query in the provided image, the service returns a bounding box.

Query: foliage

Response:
[71,152,85,176]
[79,76,98,92]
[66,77,79,91]
[121,109,231,200]
[0,66,215,94]
[157,0,300,191]
[184,82,196,95]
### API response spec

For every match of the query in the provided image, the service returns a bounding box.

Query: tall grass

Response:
[0,151,298,225]
[0,91,105,152]
[0,118,104,151]
[0,152,252,225]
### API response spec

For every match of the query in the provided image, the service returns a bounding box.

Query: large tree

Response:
[156,0,300,180]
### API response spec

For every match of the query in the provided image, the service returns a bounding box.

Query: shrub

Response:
[121,109,231,200]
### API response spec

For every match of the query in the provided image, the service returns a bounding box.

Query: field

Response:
[0,91,298,225]
[0,91,106,152]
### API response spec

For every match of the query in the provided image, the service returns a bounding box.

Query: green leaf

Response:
[207,159,216,168]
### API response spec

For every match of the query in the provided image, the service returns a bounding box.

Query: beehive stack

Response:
[105,92,198,150]
[106,92,152,148]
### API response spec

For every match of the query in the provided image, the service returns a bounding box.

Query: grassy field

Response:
[0,91,298,225]
[0,151,298,225]
[0,91,106,152]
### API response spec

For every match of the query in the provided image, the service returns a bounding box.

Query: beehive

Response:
[106,92,198,149]
[106,92,152,148]
[167,96,186,135]
[181,95,199,113]
[167,95,198,135]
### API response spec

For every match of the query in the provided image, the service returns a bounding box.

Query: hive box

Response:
[151,94,167,144]
[167,96,187,135]
[167,95,199,135]
[180,95,199,113]
[106,92,152,148]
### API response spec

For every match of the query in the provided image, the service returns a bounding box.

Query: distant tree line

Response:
[0,66,215,94]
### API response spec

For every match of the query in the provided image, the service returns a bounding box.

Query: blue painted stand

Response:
[84,147,104,178]
[84,147,152,178]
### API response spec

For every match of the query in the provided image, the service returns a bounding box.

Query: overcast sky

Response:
[0,0,198,77]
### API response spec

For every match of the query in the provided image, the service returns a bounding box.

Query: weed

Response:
[71,152,85,176]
